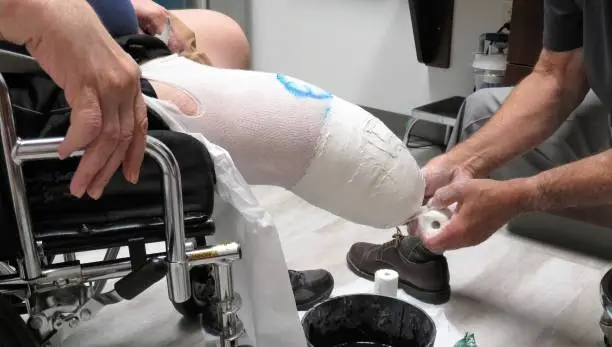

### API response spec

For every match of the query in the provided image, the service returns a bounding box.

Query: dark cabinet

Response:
[504,0,544,85]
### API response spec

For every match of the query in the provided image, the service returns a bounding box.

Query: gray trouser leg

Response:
[447,87,611,180]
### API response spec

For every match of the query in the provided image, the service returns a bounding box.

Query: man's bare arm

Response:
[447,48,589,178]
[515,146,612,211]
[0,0,148,199]
[0,0,50,45]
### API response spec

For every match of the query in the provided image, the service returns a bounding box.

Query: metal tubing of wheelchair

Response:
[12,136,191,303]
[91,247,121,297]
[142,137,190,303]
[0,252,168,296]
[81,253,168,283]
[186,243,241,267]
[0,74,42,279]
[0,274,27,295]
[215,262,244,345]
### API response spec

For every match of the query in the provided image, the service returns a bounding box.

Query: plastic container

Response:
[472,53,507,90]
[302,294,436,347]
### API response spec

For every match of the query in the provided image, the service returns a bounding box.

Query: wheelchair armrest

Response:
[0,48,41,73]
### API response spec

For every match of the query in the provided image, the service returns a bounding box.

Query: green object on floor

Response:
[454,333,478,347]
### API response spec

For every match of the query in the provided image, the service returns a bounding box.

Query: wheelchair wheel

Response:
[0,296,39,346]
[173,264,220,334]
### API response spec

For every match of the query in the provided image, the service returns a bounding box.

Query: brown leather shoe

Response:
[346,230,450,305]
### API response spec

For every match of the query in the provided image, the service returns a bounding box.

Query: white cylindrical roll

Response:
[417,208,452,238]
[374,269,399,297]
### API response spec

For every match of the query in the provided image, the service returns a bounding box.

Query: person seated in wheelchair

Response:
[0,0,428,344]
[1,0,339,313]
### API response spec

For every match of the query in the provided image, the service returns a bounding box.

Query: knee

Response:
[173,9,250,69]
[203,10,250,69]
[461,87,511,136]
[571,89,607,118]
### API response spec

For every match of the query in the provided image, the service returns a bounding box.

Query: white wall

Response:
[207,0,251,33]
[250,0,508,114]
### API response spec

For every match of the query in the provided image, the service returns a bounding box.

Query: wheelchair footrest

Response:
[114,258,168,300]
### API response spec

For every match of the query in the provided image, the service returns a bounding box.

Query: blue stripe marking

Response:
[276,74,333,100]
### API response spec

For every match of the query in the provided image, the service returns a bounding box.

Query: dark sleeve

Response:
[543,0,583,52]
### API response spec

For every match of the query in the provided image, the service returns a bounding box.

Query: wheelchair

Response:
[0,48,247,347]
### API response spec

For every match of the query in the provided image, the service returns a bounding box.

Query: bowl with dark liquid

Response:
[302,294,436,347]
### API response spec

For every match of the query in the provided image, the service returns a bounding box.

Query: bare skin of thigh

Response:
[147,9,250,115]
[148,10,251,120]
[149,80,198,118]
[170,9,250,69]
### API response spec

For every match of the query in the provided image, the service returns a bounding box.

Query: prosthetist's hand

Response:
[421,177,531,253]
[131,0,187,53]
[420,154,475,203]
[0,0,148,199]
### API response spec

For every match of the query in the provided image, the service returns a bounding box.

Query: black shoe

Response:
[184,266,335,335]
[289,269,334,311]
[346,232,450,305]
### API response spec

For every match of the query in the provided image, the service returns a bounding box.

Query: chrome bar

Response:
[0,254,162,294]
[40,264,82,286]
[12,137,81,162]
[81,261,131,282]
[0,244,196,294]
[186,243,241,267]
[0,242,213,297]
[13,136,190,303]
[91,247,120,297]
[80,253,165,283]
[0,273,27,295]
[0,74,42,279]
[143,137,189,303]
[197,243,244,345]
[0,274,25,285]
[215,262,244,345]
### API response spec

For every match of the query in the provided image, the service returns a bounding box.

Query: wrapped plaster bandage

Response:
[141,56,426,228]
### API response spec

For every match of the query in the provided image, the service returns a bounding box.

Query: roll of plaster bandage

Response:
[140,56,426,228]
[374,269,399,297]
[417,207,452,239]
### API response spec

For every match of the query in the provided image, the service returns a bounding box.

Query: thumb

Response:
[421,166,452,197]
[427,181,465,210]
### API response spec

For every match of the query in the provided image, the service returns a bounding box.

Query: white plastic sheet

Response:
[144,97,309,347]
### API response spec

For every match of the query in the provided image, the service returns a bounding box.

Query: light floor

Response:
[63,186,612,347]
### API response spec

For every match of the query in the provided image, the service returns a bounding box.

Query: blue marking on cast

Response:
[323,106,331,118]
[276,74,333,100]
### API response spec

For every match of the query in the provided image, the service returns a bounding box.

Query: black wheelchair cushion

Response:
[0,69,216,259]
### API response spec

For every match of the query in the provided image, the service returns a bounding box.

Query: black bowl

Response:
[302,294,436,347]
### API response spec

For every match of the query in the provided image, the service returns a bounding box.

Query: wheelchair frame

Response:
[0,72,246,347]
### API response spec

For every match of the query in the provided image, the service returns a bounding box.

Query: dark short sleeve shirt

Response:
[543,0,583,52]
[88,0,139,37]
[543,0,612,111]
[0,0,139,55]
